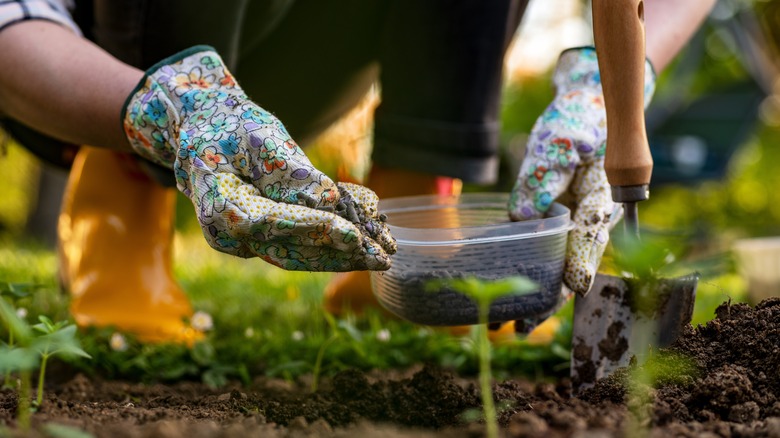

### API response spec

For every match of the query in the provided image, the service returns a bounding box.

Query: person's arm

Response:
[0,11,396,272]
[0,20,141,151]
[645,0,715,71]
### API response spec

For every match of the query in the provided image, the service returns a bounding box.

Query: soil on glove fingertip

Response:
[0,298,779,437]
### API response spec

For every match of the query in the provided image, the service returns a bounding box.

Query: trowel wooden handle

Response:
[592,0,652,190]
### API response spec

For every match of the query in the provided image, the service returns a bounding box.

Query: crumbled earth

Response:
[1,298,779,437]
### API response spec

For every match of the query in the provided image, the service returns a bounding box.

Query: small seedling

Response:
[608,232,702,437]
[310,313,365,393]
[0,298,90,430]
[1,282,35,388]
[609,230,688,281]
[311,338,338,392]
[426,276,537,438]
[623,350,699,438]
[0,296,36,430]
[31,315,92,405]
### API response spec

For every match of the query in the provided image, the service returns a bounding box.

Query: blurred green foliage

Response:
[0,233,575,385]
[0,139,39,235]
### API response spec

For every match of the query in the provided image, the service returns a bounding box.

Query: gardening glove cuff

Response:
[122,45,396,271]
[509,46,656,295]
[553,46,656,103]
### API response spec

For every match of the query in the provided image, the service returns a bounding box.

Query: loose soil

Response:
[1,298,779,437]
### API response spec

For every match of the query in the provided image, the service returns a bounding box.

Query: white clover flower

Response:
[376,329,391,342]
[291,330,304,341]
[15,307,27,319]
[244,327,255,338]
[191,311,214,332]
[110,332,128,352]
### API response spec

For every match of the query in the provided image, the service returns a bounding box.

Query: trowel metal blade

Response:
[570,273,699,394]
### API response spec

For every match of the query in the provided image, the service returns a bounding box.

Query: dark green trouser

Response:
[10,0,528,185]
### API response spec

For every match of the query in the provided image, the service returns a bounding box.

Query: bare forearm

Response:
[645,0,715,71]
[0,21,142,151]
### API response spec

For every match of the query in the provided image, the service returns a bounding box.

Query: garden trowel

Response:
[570,273,698,392]
[570,0,699,393]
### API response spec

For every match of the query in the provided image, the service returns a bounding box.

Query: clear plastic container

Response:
[370,193,573,326]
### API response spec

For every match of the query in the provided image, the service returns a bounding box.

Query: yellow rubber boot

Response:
[58,147,201,344]
[447,317,562,346]
[323,165,462,315]
[449,322,517,344]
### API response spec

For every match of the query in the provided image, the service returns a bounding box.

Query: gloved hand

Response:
[508,47,655,295]
[123,46,396,271]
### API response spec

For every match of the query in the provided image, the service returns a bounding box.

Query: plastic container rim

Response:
[378,193,573,247]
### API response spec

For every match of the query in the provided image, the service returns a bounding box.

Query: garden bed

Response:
[1,298,779,437]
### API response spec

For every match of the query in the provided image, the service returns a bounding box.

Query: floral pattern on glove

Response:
[508,47,655,295]
[123,46,395,271]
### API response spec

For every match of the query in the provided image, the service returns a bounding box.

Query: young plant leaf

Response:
[0,346,39,372]
[33,325,92,359]
[0,282,39,299]
[610,230,689,280]
[32,315,67,335]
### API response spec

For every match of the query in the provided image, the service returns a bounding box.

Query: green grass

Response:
[0,230,743,388]
[0,230,579,386]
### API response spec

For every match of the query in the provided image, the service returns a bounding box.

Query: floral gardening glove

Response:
[123,46,396,271]
[508,47,655,295]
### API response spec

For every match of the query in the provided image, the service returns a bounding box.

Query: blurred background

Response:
[0,0,779,381]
